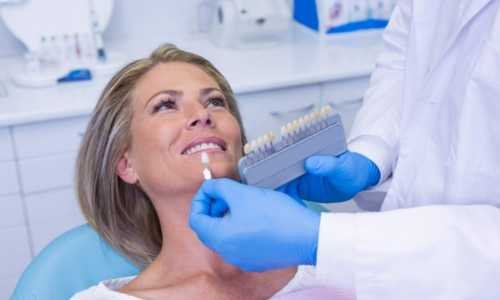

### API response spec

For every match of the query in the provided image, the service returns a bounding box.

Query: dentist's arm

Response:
[282,0,409,204]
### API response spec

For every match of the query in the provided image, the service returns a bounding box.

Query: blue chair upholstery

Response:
[11,224,139,300]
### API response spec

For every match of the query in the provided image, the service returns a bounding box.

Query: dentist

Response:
[190,0,500,299]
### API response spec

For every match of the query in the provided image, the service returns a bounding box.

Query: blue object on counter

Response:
[294,0,392,34]
[326,19,388,34]
[294,0,320,32]
[57,68,92,83]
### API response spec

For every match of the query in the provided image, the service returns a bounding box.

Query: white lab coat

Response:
[316,0,500,299]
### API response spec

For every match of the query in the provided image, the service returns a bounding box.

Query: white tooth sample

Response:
[293,120,299,137]
[201,152,212,180]
[244,143,251,155]
[258,136,266,153]
[305,115,312,133]
[269,132,275,140]
[299,118,305,131]
[286,123,293,140]
[326,104,333,112]
[268,135,274,152]
[251,140,257,152]
[262,135,269,154]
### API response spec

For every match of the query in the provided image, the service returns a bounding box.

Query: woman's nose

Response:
[186,108,214,129]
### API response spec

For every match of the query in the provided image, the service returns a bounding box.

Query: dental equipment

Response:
[88,0,107,62]
[1,0,121,88]
[206,0,292,48]
[238,105,347,189]
[201,152,212,180]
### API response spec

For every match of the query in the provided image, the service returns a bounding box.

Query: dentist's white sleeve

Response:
[316,205,500,300]
[347,0,411,184]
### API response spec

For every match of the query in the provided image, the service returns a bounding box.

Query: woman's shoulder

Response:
[70,276,140,300]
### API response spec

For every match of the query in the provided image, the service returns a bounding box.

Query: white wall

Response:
[0,0,203,58]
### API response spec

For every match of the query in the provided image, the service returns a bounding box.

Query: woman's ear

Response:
[116,152,139,184]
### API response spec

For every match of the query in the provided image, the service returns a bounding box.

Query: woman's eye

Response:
[207,97,226,108]
[153,99,177,113]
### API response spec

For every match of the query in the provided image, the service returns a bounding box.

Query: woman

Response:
[71,44,335,299]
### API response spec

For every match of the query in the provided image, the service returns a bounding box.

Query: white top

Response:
[71,266,345,299]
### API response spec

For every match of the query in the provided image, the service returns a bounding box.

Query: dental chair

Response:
[10,224,139,300]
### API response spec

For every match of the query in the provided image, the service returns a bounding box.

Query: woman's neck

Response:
[131,191,243,288]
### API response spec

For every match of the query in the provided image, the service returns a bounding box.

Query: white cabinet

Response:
[0,128,14,161]
[320,76,370,135]
[0,128,19,196]
[0,128,25,300]
[25,188,81,225]
[0,195,25,229]
[18,152,77,194]
[0,226,31,282]
[0,161,19,196]
[236,84,322,141]
[13,116,88,194]
[9,117,89,258]
[13,116,89,159]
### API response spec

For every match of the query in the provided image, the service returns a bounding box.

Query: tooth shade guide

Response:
[242,105,339,164]
[238,105,346,189]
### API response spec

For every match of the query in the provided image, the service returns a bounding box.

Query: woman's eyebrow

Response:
[200,87,222,96]
[145,90,181,108]
[144,88,222,108]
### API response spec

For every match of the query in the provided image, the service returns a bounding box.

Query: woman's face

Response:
[117,62,242,198]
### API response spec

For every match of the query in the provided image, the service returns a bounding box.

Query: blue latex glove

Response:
[282,151,380,203]
[189,178,320,272]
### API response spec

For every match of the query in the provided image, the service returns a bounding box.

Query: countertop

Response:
[0,25,383,128]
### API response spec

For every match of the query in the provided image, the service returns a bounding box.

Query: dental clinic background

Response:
[0,0,394,298]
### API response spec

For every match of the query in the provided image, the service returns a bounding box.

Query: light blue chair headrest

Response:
[11,224,139,300]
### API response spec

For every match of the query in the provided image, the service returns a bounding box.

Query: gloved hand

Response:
[281,151,380,203]
[189,178,320,272]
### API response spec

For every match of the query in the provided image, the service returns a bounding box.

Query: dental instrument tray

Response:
[238,105,347,189]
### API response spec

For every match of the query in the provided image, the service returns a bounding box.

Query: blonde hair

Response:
[76,44,246,268]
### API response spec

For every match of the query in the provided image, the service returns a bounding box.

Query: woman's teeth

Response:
[185,143,222,155]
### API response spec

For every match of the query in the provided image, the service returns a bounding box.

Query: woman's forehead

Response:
[139,62,218,93]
